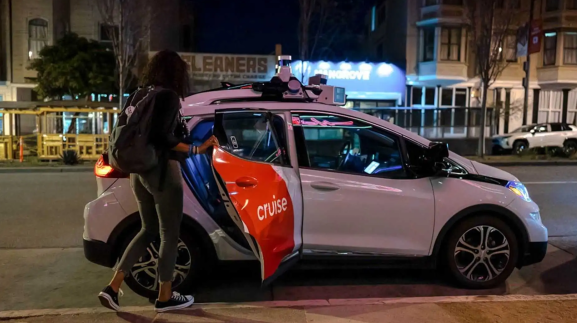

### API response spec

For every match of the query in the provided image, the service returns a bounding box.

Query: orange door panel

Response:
[212,147,296,281]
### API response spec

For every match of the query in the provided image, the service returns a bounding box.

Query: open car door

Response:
[211,109,303,285]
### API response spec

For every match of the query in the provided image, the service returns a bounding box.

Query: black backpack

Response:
[108,86,165,174]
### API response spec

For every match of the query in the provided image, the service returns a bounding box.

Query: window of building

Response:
[425,0,438,6]
[441,88,453,106]
[425,88,436,105]
[546,0,560,11]
[544,32,557,66]
[377,5,387,27]
[294,113,406,179]
[28,18,48,60]
[413,87,423,105]
[564,32,577,64]
[505,34,517,62]
[444,0,463,5]
[371,6,376,31]
[455,88,467,106]
[440,27,461,61]
[99,24,119,42]
[422,28,435,62]
[568,0,577,9]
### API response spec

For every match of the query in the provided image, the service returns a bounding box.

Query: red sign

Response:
[529,19,542,54]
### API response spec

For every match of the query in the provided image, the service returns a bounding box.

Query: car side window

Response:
[293,113,406,178]
[537,125,548,132]
[219,112,287,165]
[550,124,563,132]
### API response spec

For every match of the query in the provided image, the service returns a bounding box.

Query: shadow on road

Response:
[192,262,506,303]
[539,252,577,295]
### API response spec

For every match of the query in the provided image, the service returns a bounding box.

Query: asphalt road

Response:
[1,166,577,311]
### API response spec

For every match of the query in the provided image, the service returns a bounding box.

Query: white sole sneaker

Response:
[98,292,120,311]
[154,296,195,313]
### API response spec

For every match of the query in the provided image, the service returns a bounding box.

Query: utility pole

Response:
[522,0,535,126]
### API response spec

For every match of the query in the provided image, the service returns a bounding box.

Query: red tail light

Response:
[95,154,128,178]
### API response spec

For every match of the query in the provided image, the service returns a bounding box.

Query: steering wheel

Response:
[336,141,352,170]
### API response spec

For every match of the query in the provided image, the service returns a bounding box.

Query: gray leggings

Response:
[116,160,183,283]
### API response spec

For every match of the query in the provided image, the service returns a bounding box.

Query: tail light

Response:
[95,154,128,178]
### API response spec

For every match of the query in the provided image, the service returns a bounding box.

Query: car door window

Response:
[219,112,287,165]
[293,113,406,178]
[536,124,548,132]
[550,124,563,132]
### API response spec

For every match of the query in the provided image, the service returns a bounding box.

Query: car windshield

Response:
[511,125,535,133]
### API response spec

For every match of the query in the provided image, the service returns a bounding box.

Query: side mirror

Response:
[408,141,449,176]
[530,129,536,135]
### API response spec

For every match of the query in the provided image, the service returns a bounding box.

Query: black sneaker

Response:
[154,292,195,312]
[98,286,122,311]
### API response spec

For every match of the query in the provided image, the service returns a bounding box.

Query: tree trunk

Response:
[478,83,489,157]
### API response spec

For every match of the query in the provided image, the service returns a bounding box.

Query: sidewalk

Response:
[0,166,93,173]
[3,294,577,323]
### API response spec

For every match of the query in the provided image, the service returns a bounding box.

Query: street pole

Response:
[522,0,535,126]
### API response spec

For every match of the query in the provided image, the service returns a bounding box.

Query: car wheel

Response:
[513,141,528,155]
[564,140,577,157]
[122,229,203,299]
[444,216,519,289]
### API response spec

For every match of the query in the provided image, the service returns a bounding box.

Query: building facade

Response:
[367,0,577,136]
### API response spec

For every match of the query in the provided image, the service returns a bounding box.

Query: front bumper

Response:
[519,241,548,267]
[84,239,115,268]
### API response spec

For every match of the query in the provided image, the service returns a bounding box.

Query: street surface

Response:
[1,166,577,313]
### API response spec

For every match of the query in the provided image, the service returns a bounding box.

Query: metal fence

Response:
[355,107,497,140]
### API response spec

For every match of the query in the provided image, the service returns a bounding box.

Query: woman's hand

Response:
[197,135,219,154]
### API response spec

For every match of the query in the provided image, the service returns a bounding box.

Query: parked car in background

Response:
[492,123,577,155]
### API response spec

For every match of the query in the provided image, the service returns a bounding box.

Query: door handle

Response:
[310,181,340,191]
[236,177,257,188]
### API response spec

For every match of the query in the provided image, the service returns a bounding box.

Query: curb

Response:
[472,161,577,167]
[0,167,93,173]
[2,293,577,320]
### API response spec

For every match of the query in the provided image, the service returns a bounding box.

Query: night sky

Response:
[192,0,301,56]
[190,0,372,60]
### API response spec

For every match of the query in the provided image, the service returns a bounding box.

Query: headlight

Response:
[506,181,532,202]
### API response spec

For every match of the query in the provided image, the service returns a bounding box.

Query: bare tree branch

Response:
[465,0,528,156]
[94,0,153,104]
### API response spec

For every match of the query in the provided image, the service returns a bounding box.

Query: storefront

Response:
[291,60,406,119]
[174,52,278,93]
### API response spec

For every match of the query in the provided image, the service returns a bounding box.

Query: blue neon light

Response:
[371,6,376,32]
[292,60,406,101]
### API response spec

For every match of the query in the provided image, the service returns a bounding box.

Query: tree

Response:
[95,0,153,105]
[297,0,362,79]
[29,33,115,100]
[465,0,526,156]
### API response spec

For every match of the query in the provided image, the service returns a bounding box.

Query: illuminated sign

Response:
[150,52,277,82]
[292,61,406,101]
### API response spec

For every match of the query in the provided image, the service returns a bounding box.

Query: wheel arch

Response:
[431,204,529,268]
[107,212,218,266]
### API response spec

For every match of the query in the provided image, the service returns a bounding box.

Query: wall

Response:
[11,0,54,84]
[70,0,100,40]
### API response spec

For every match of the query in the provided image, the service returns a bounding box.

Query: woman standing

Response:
[98,50,218,313]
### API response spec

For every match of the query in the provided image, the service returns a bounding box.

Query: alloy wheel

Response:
[130,239,191,291]
[454,225,510,282]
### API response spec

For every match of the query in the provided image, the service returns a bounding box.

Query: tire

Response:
[513,141,528,155]
[443,216,519,289]
[122,228,204,299]
[564,140,577,157]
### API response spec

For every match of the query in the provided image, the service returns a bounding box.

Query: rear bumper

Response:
[519,241,548,267]
[84,239,115,268]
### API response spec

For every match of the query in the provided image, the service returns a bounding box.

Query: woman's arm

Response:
[172,135,218,155]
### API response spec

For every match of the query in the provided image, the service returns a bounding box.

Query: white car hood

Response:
[449,152,518,182]
[471,161,519,182]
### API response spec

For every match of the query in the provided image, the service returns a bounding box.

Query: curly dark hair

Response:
[141,50,190,99]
